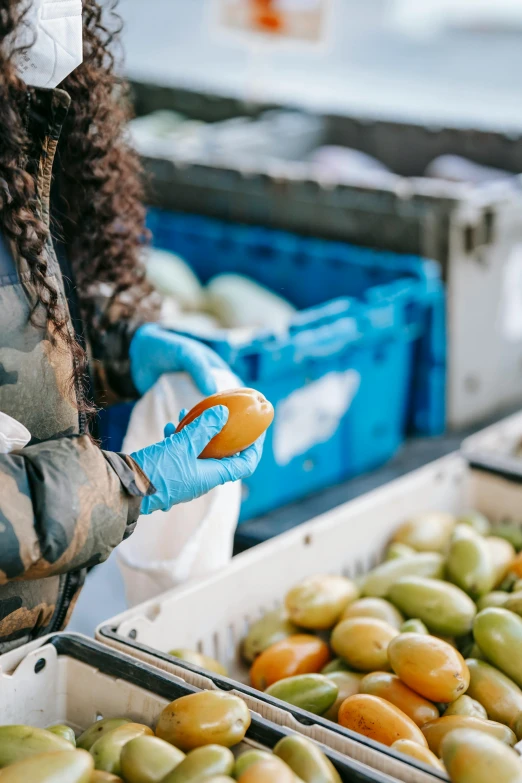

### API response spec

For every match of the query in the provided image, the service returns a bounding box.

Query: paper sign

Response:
[273,369,361,465]
[217,0,328,42]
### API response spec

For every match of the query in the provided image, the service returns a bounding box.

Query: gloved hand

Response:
[130,323,234,397]
[131,405,265,514]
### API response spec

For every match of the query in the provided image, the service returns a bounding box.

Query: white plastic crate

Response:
[462,410,522,462]
[0,634,392,783]
[97,452,522,781]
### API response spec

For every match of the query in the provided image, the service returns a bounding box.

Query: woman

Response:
[0,0,264,652]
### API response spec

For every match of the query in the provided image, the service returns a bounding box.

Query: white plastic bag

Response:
[117,370,242,607]
[0,412,31,454]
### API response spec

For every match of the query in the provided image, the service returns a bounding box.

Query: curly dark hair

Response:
[0,0,152,414]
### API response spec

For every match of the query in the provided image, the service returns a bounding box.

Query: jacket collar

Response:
[26,87,71,226]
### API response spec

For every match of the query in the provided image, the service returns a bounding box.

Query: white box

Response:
[0,634,385,783]
[98,453,522,781]
[462,410,522,463]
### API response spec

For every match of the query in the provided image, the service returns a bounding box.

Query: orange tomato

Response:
[176,388,274,459]
[250,635,331,691]
[388,633,470,704]
[360,672,439,727]
[509,551,522,578]
[338,694,428,748]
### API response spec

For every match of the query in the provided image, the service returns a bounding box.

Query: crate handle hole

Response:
[463,225,475,254]
[34,658,46,674]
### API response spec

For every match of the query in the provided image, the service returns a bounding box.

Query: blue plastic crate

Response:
[101,210,445,520]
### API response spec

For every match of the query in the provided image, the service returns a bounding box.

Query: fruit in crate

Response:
[250,635,331,690]
[330,617,398,672]
[47,724,76,745]
[0,749,94,782]
[285,575,359,629]
[421,715,516,756]
[391,739,445,772]
[388,577,477,636]
[168,649,227,676]
[120,735,185,783]
[77,719,131,751]
[175,389,274,459]
[339,597,404,628]
[0,711,339,783]
[338,694,428,747]
[265,674,338,715]
[322,671,363,722]
[160,745,234,782]
[242,609,299,663]
[273,735,342,783]
[387,633,470,703]
[205,274,296,332]
[359,672,439,727]
[441,728,522,783]
[90,724,153,775]
[155,692,251,751]
[227,507,522,775]
[0,725,73,767]
[392,512,456,552]
[443,695,487,719]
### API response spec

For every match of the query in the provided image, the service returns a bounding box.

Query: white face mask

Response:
[14,0,83,89]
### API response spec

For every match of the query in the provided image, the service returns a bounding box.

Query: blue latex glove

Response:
[131,405,265,514]
[130,323,233,397]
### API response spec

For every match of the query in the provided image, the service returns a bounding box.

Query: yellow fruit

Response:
[285,575,358,630]
[338,694,428,747]
[90,724,153,776]
[0,725,72,767]
[392,513,455,552]
[441,728,522,783]
[322,672,363,723]
[242,610,299,664]
[444,695,487,720]
[391,740,445,772]
[360,672,439,727]
[421,715,516,756]
[168,650,227,676]
[340,598,404,629]
[155,692,251,752]
[237,759,293,783]
[0,750,92,783]
[330,618,398,672]
[273,735,342,783]
[162,746,234,783]
[388,633,470,703]
[77,720,131,752]
[120,735,185,783]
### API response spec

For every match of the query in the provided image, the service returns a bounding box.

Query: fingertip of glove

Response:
[201,404,229,426]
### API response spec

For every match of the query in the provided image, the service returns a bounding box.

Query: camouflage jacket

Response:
[0,87,158,652]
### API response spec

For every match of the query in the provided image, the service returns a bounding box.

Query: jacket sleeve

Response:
[85,280,162,405]
[0,435,154,584]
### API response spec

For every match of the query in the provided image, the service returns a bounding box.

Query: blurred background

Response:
[120,0,522,129]
[70,0,522,633]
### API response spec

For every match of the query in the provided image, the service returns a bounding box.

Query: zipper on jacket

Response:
[47,571,83,634]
